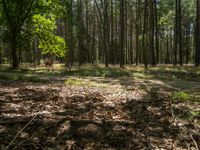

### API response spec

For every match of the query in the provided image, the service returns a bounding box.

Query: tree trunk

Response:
[66,0,74,69]
[195,0,200,67]
[174,0,178,65]
[154,0,159,64]
[150,0,156,66]
[120,0,125,68]
[130,7,134,64]
[103,0,109,67]
[142,0,148,68]
[178,0,183,66]
[77,0,84,66]
[11,30,18,68]
[196,0,200,66]
[110,0,114,64]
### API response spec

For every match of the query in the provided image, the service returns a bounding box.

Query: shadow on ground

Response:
[0,81,199,149]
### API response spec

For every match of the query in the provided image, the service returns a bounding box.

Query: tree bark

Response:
[174,0,178,65]
[142,0,148,68]
[11,30,18,68]
[150,0,156,66]
[196,0,200,66]
[103,0,109,67]
[120,0,125,68]
[154,0,159,64]
[178,0,183,66]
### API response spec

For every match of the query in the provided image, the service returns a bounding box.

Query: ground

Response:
[0,65,200,149]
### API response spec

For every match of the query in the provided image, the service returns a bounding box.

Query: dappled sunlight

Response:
[0,0,199,148]
[0,66,200,149]
[0,80,199,149]
[1,65,200,84]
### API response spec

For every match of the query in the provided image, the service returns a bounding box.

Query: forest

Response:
[0,0,200,149]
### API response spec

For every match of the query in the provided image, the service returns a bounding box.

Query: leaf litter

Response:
[0,80,199,150]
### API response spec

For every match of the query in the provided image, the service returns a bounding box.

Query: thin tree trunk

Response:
[150,0,156,66]
[178,0,183,66]
[103,0,109,67]
[196,0,200,66]
[174,0,178,65]
[143,0,148,68]
[120,0,125,68]
[154,0,159,64]
[110,0,114,64]
[11,30,18,68]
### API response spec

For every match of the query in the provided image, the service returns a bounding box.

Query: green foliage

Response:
[33,14,66,57]
[172,91,191,101]
[36,0,63,17]
[159,10,174,28]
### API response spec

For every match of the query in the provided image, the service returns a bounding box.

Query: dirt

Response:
[0,78,199,150]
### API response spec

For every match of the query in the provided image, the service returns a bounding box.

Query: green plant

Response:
[172,91,191,101]
[33,14,66,57]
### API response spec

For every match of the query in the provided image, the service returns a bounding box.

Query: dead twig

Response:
[190,134,199,150]
[169,99,175,123]
[6,86,63,149]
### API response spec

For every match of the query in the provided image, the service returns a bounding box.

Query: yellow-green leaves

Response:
[33,14,66,57]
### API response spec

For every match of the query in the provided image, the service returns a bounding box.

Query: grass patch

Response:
[1,65,200,83]
[62,68,131,77]
[172,91,191,101]
[64,78,84,86]
[0,72,45,83]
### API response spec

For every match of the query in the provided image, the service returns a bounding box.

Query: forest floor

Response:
[0,65,200,149]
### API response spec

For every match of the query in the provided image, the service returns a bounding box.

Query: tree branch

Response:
[2,0,13,29]
[18,0,35,31]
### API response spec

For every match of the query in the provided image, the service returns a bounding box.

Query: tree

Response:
[76,0,83,65]
[110,0,114,64]
[1,0,35,68]
[174,0,178,65]
[103,0,109,67]
[142,0,148,68]
[175,0,183,66]
[196,0,200,66]
[178,0,183,66]
[0,0,197,67]
[150,0,156,66]
[64,0,74,69]
[33,14,65,59]
[120,0,125,68]
[154,0,159,64]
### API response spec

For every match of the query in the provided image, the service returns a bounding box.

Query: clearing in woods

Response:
[0,65,200,149]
